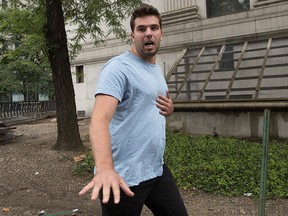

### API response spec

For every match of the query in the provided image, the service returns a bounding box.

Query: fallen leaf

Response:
[2,207,10,213]
[73,155,86,163]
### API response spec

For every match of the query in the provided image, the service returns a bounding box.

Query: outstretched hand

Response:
[156,91,174,116]
[79,169,134,204]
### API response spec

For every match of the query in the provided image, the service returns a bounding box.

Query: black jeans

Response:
[100,164,188,216]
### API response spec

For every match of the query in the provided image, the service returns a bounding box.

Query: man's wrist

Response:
[96,162,114,172]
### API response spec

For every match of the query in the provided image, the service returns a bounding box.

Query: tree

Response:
[61,0,143,56]
[0,6,53,100]
[44,0,83,150]
[5,0,143,150]
[44,0,143,150]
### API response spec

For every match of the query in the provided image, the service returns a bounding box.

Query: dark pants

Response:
[100,164,188,216]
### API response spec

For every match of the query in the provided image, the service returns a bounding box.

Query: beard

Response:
[138,42,160,58]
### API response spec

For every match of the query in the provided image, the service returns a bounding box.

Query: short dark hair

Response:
[130,4,162,32]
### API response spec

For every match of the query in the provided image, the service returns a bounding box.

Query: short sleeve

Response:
[95,59,127,102]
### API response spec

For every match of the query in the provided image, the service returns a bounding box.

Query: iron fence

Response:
[0,101,56,119]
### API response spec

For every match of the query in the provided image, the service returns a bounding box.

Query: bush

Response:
[164,131,288,198]
[75,131,288,198]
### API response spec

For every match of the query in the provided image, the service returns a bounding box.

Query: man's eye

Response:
[138,28,146,32]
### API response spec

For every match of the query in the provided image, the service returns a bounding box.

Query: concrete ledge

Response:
[173,100,288,111]
[1,112,56,126]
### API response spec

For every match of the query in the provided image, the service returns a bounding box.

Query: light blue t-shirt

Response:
[95,51,167,186]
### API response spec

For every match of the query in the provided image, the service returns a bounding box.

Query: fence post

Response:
[259,108,270,216]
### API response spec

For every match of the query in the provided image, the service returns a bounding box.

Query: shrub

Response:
[164,131,288,198]
[75,131,288,198]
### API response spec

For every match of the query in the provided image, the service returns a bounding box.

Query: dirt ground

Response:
[0,117,287,216]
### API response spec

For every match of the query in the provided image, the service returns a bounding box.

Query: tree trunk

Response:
[44,0,84,151]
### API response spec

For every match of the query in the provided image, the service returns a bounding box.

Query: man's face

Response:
[131,15,163,63]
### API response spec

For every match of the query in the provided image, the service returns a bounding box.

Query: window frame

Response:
[75,65,84,84]
[206,0,250,18]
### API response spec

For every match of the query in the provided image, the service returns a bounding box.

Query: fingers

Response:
[78,181,96,196]
[156,93,174,116]
[100,179,134,204]
[156,103,169,115]
[79,180,101,202]
[119,180,134,197]
[111,183,121,204]
[166,90,171,99]
[102,183,111,203]
[79,174,134,204]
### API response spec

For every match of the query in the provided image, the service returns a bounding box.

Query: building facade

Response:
[71,0,288,138]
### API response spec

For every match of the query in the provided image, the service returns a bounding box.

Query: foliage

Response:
[0,5,53,99]
[74,151,94,176]
[75,132,288,198]
[1,0,145,149]
[62,0,143,57]
[1,0,144,98]
[164,131,288,198]
[266,139,288,198]
[9,0,144,57]
[0,64,21,95]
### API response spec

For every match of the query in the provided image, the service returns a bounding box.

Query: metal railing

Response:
[0,101,56,119]
[166,37,288,103]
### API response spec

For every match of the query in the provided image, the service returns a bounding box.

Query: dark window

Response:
[205,94,252,100]
[207,0,250,18]
[205,95,225,100]
[76,65,84,83]
[219,45,234,70]
[229,94,252,99]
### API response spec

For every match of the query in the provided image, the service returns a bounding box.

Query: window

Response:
[205,94,252,100]
[206,0,250,18]
[76,65,84,83]
[219,45,234,70]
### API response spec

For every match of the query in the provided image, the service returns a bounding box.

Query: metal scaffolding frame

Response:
[166,37,288,108]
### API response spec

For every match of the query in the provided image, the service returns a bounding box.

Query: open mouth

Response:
[145,41,155,49]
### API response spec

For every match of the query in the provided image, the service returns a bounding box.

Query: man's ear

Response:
[130,32,134,42]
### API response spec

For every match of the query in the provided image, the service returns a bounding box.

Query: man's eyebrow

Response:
[136,24,160,28]
[136,25,146,28]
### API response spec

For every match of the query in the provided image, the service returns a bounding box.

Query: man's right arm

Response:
[79,95,134,204]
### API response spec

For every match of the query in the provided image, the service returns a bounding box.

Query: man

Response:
[79,4,188,216]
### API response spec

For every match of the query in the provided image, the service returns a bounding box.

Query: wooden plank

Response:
[165,48,187,81]
[198,45,226,100]
[176,47,205,100]
[255,38,272,99]
[226,41,248,99]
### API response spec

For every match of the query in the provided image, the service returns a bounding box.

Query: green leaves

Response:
[1,0,144,98]
[75,132,288,198]
[62,0,143,55]
[0,64,21,95]
[165,132,288,198]
[73,151,95,176]
[0,5,51,98]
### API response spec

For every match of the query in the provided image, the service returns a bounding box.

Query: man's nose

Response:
[145,28,152,37]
